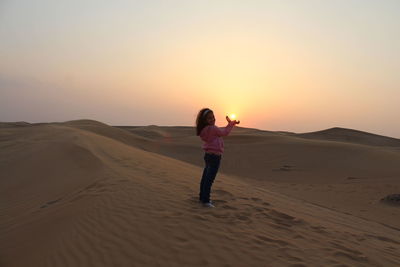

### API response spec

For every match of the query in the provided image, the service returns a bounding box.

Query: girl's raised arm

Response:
[212,121,236,137]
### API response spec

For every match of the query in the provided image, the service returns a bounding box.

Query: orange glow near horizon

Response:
[1,1,400,137]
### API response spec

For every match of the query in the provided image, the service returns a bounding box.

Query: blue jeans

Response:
[199,153,221,203]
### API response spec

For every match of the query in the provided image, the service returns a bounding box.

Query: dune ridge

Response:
[295,127,400,147]
[1,120,400,266]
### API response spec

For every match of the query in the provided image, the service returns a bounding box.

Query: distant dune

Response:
[295,127,400,147]
[1,120,400,266]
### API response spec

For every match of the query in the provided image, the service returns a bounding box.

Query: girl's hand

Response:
[226,116,240,124]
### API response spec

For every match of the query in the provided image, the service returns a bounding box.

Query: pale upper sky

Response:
[1,0,399,137]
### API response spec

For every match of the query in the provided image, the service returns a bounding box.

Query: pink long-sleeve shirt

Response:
[199,121,236,155]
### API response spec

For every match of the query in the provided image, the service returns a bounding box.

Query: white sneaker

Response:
[203,202,215,208]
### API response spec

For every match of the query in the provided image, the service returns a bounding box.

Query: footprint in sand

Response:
[40,198,62,209]
[253,207,268,212]
[333,251,368,262]
[213,189,235,199]
[255,235,291,247]
[365,234,400,245]
[268,209,304,227]
[221,204,238,210]
[213,199,228,204]
[235,214,250,221]
[248,196,271,207]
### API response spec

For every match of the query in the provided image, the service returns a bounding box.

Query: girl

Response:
[196,108,240,208]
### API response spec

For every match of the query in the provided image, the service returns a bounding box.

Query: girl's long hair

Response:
[196,108,212,136]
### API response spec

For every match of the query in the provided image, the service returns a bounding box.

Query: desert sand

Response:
[1,119,400,266]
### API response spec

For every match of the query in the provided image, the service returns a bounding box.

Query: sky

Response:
[1,0,399,137]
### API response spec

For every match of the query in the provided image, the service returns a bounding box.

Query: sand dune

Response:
[118,124,400,229]
[1,120,400,266]
[295,127,400,147]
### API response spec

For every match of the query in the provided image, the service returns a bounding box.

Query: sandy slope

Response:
[1,120,400,266]
[118,124,400,230]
